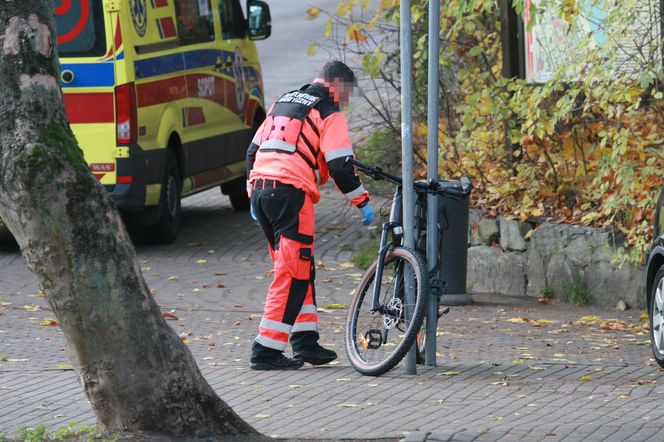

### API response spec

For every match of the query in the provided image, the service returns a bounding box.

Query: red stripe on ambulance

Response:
[136,77,187,108]
[64,93,114,123]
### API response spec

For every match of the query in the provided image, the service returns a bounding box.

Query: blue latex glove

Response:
[359,204,375,226]
[250,203,258,223]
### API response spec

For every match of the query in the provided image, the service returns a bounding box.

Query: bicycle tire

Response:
[345,246,429,376]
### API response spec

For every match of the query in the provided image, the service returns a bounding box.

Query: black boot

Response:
[250,341,304,370]
[291,331,337,366]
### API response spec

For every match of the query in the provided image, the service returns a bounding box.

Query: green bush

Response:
[356,128,401,176]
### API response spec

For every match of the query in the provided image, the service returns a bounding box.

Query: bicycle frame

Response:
[371,186,404,312]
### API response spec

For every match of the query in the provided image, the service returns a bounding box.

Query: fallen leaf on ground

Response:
[162,312,179,320]
[338,403,360,408]
[438,371,462,376]
[579,315,601,322]
[631,379,655,385]
[322,304,348,309]
[490,380,510,386]
[38,319,58,326]
[579,375,592,381]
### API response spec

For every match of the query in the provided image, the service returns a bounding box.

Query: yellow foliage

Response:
[347,28,368,43]
[326,0,664,263]
[306,7,321,20]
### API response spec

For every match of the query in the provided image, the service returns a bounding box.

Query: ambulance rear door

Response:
[56,0,120,186]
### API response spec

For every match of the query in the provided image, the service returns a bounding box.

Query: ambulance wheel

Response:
[144,151,181,244]
[221,177,250,211]
[229,191,250,211]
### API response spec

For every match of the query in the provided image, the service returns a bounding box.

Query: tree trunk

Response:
[0,2,259,438]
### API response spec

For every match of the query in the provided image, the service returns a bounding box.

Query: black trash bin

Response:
[436,179,473,306]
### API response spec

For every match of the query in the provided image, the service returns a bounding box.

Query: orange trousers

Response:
[251,179,318,352]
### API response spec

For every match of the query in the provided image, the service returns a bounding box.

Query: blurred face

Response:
[328,76,356,107]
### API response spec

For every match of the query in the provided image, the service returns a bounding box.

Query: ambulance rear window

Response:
[55,0,106,57]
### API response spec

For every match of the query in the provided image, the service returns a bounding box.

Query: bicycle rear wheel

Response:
[345,246,429,376]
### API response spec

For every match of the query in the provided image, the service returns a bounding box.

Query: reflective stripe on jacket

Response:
[247,82,369,207]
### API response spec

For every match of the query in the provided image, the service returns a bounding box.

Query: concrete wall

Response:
[466,210,646,308]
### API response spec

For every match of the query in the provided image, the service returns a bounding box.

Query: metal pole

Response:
[425,0,440,367]
[400,0,416,375]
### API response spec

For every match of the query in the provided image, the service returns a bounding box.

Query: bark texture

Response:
[0,2,259,438]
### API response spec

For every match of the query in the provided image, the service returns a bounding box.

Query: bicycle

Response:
[345,160,472,376]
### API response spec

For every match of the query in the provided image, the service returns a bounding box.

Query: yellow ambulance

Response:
[54,0,271,243]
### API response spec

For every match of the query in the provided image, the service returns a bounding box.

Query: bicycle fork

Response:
[371,221,403,313]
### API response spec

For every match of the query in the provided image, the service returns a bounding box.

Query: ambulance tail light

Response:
[115,83,137,145]
[117,175,133,184]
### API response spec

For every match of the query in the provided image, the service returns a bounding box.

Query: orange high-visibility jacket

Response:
[246,82,369,208]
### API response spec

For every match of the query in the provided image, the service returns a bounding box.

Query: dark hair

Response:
[318,61,356,85]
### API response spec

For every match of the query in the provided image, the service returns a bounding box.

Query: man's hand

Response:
[359,204,374,226]
[250,204,258,223]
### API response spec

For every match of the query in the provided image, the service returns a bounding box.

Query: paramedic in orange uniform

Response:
[246,61,374,370]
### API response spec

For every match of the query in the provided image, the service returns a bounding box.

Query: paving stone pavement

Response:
[0,185,663,441]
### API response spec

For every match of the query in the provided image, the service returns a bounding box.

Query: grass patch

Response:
[562,269,593,306]
[352,241,379,270]
[54,423,97,440]
[15,423,98,441]
[541,286,554,300]
[18,425,48,442]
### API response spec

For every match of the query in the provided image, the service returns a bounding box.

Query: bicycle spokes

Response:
[346,247,428,375]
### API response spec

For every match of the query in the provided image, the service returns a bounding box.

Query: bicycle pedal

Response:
[437,306,450,318]
[363,329,383,350]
